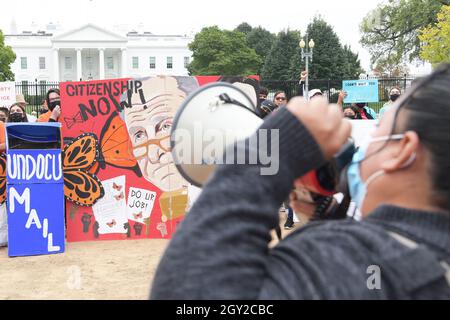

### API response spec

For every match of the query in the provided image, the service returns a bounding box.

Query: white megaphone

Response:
[171,82,264,187]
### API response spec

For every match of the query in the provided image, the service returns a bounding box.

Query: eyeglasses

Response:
[133,135,171,163]
[275,97,286,101]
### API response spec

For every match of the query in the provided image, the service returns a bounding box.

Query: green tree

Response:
[261,30,301,80]
[288,17,363,80]
[360,0,449,66]
[188,26,262,76]
[246,27,276,73]
[0,30,16,81]
[419,5,450,66]
[235,22,253,36]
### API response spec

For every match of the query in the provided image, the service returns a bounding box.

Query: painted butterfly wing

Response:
[99,112,142,176]
[0,154,6,205]
[63,133,99,170]
[64,170,105,207]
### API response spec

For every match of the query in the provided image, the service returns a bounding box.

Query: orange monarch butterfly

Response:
[113,182,123,191]
[0,154,6,205]
[90,112,142,177]
[106,219,117,228]
[114,192,125,201]
[63,133,105,207]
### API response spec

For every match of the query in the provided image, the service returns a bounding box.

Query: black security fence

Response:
[14,80,60,115]
[260,76,416,114]
[14,76,416,116]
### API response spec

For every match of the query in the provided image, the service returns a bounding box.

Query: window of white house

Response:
[132,57,139,69]
[167,56,173,69]
[21,57,27,69]
[184,57,190,68]
[65,57,73,69]
[149,56,156,69]
[107,57,114,69]
[39,57,46,70]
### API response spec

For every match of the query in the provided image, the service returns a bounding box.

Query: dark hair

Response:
[274,91,286,100]
[8,103,29,122]
[0,107,9,117]
[260,87,268,96]
[46,88,60,104]
[343,106,361,119]
[394,63,450,210]
[390,86,402,94]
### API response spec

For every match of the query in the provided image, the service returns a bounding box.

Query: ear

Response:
[381,131,419,173]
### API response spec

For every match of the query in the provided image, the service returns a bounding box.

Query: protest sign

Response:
[343,80,379,103]
[0,82,16,109]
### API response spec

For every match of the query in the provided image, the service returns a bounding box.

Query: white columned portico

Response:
[121,48,127,77]
[99,48,105,79]
[53,48,60,81]
[76,48,82,81]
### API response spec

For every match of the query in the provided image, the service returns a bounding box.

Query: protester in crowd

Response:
[38,88,61,122]
[151,64,450,300]
[259,87,269,104]
[0,108,9,123]
[337,90,377,120]
[257,99,278,118]
[308,89,323,100]
[354,102,377,120]
[379,86,402,119]
[15,94,36,122]
[39,99,49,116]
[343,105,361,120]
[273,91,287,108]
[8,103,29,123]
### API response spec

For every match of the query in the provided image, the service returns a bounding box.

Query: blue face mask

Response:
[347,134,414,210]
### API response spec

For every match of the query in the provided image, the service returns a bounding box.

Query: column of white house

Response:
[99,48,105,80]
[121,48,127,77]
[53,48,60,82]
[76,48,82,81]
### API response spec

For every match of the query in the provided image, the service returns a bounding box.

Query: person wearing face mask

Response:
[37,88,61,123]
[8,103,29,123]
[151,64,450,300]
[39,99,49,116]
[379,86,402,119]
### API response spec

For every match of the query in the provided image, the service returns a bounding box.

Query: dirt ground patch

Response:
[0,212,303,300]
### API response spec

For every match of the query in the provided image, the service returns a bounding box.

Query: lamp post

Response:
[299,36,315,100]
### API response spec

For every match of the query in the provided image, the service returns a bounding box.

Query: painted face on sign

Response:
[124,76,199,192]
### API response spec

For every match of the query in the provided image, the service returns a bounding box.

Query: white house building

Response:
[5,24,193,83]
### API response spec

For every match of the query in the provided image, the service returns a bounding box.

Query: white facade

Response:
[5,24,193,82]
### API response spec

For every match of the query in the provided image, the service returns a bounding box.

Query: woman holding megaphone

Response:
[152,64,450,300]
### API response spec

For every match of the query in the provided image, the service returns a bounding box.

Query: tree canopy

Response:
[419,5,450,66]
[187,26,262,76]
[360,0,449,66]
[0,30,16,81]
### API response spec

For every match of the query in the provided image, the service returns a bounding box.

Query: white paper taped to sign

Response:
[0,82,16,109]
[93,175,128,234]
[127,187,156,223]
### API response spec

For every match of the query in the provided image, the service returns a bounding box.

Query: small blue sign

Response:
[343,80,379,103]
[7,183,65,257]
